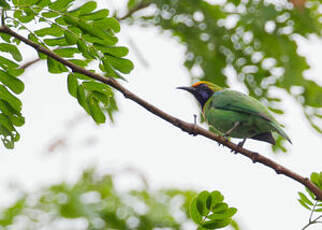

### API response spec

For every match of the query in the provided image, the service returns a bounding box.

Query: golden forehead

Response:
[192,81,209,87]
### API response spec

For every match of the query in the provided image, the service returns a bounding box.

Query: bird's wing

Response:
[208,90,292,143]
[210,90,275,122]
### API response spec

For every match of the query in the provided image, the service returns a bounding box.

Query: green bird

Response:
[177,81,291,146]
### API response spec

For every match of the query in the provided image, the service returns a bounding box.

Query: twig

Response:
[302,212,322,230]
[309,201,318,222]
[19,57,40,69]
[0,25,322,201]
[118,2,152,21]
[128,36,150,68]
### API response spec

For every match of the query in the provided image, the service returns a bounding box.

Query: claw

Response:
[251,152,259,163]
[237,138,247,148]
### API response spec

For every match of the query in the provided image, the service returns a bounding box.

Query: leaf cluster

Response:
[0,0,135,148]
[0,35,24,148]
[190,190,237,229]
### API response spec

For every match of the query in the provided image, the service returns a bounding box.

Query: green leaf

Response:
[81,9,109,21]
[36,0,51,7]
[190,198,203,224]
[83,34,117,46]
[67,74,78,98]
[63,16,98,38]
[101,59,118,78]
[72,72,92,80]
[92,91,110,105]
[76,85,89,113]
[207,191,224,210]
[14,9,35,23]
[298,199,311,210]
[47,57,68,73]
[0,114,14,132]
[49,0,74,11]
[87,94,105,124]
[0,0,10,8]
[0,70,24,94]
[311,172,321,187]
[68,59,90,67]
[104,55,134,74]
[76,40,92,59]
[196,191,210,216]
[64,30,78,45]
[305,187,316,200]
[54,48,79,58]
[212,202,229,214]
[0,43,22,61]
[41,11,60,18]
[0,33,12,43]
[0,100,20,117]
[68,1,97,15]
[35,24,64,37]
[94,17,120,33]
[55,16,68,26]
[298,192,313,206]
[7,68,24,77]
[0,56,19,69]
[96,46,129,57]
[0,85,22,112]
[268,106,284,115]
[202,218,232,229]
[230,220,240,230]
[44,37,68,46]
[0,98,22,113]
[82,81,112,96]
[208,207,237,220]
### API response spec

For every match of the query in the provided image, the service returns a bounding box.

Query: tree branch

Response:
[19,57,40,70]
[1,25,321,200]
[118,2,152,21]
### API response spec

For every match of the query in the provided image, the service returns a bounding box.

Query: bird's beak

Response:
[176,86,195,94]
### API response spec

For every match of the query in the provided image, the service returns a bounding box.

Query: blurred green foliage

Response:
[0,167,241,230]
[125,0,322,152]
[0,168,199,229]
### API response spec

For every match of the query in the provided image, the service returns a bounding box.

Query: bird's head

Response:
[177,81,222,108]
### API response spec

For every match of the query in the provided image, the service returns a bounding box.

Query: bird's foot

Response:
[251,152,259,164]
[189,114,198,136]
[230,148,238,154]
[237,138,246,148]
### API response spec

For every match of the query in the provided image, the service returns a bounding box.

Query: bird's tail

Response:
[271,122,292,144]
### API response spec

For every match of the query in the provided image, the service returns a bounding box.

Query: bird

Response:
[177,81,291,147]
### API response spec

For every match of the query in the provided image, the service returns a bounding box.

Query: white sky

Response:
[0,2,322,230]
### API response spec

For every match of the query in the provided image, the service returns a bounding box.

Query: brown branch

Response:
[1,25,321,200]
[118,2,152,21]
[19,57,40,69]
